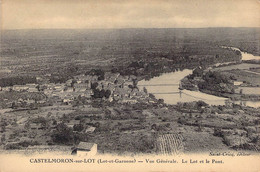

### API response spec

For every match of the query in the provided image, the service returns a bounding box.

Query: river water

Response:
[138,48,260,108]
[221,46,260,60]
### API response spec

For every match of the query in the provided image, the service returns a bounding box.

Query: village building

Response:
[124,80,133,88]
[72,142,97,156]
[121,98,138,104]
[108,95,113,102]
[86,75,98,82]
[85,126,96,133]
[64,87,74,92]
[12,85,29,92]
[37,100,46,104]
[26,84,38,92]
[75,74,87,84]
[36,76,42,81]
[30,123,45,130]
[52,90,63,97]
[233,81,243,86]
[2,87,11,92]
[74,83,90,92]
[65,79,73,86]
[25,99,35,104]
[85,90,94,98]
[43,89,52,96]
[63,95,75,104]
[53,84,65,92]
[65,120,80,128]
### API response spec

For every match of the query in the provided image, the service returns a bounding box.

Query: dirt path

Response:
[243,70,260,76]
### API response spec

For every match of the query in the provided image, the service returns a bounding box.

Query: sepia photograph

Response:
[0,0,260,171]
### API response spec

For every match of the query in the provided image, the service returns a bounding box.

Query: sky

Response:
[1,0,260,30]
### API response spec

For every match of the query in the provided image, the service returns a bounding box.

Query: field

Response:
[223,69,260,86]
[156,134,184,155]
[213,63,260,71]
[1,28,259,79]
[235,87,260,95]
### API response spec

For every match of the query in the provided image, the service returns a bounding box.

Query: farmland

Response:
[157,134,184,155]
[1,28,259,80]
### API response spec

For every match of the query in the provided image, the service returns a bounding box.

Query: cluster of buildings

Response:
[1,83,38,92]
[41,72,151,104]
[1,72,152,106]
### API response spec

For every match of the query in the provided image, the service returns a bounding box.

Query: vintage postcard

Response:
[0,0,260,171]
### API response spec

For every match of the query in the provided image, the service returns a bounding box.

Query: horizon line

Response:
[2,26,260,31]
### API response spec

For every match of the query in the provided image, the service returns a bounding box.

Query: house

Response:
[108,96,113,102]
[121,98,137,104]
[13,85,29,91]
[25,99,35,104]
[75,74,87,84]
[52,90,62,97]
[65,79,73,86]
[36,76,42,81]
[85,126,96,133]
[26,84,38,92]
[64,87,74,92]
[37,100,46,104]
[53,84,64,92]
[124,80,133,88]
[85,90,94,98]
[30,123,45,130]
[43,89,52,96]
[65,120,80,128]
[74,83,90,92]
[63,96,74,103]
[233,81,243,86]
[72,142,97,156]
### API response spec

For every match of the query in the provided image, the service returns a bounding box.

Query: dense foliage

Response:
[0,76,36,87]
[198,71,235,93]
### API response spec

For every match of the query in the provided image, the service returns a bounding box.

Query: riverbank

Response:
[181,62,260,105]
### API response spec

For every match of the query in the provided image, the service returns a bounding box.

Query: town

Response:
[0,69,162,155]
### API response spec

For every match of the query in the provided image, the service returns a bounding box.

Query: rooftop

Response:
[77,142,95,150]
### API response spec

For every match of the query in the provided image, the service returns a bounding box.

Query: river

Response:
[138,47,260,108]
[221,46,260,60]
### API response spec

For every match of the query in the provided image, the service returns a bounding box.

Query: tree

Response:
[196,101,208,108]
[99,89,106,98]
[91,82,98,89]
[1,125,6,133]
[88,69,105,80]
[151,124,157,130]
[192,67,203,77]
[94,122,101,128]
[158,99,164,104]
[98,75,105,81]
[51,123,74,145]
[149,93,155,99]
[71,79,77,87]
[52,119,57,125]
[143,87,148,93]
[1,134,5,143]
[92,89,100,98]
[132,79,138,88]
[104,90,111,98]
[73,124,84,132]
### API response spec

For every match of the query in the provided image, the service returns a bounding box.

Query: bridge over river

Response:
[138,77,229,105]
[139,83,218,101]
